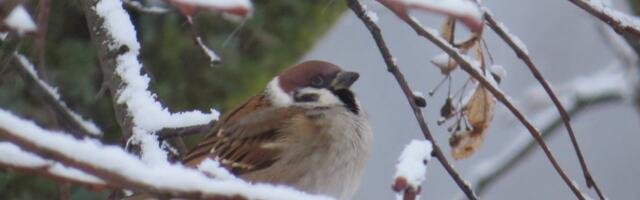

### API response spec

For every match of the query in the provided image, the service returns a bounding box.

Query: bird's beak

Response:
[331,71,360,90]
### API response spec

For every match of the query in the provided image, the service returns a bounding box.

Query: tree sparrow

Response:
[183,60,372,199]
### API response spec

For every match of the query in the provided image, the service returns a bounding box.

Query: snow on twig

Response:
[378,4,587,198]
[0,109,332,200]
[392,140,432,200]
[93,0,219,164]
[123,0,169,14]
[345,1,478,199]
[394,140,433,187]
[197,158,239,181]
[463,63,627,198]
[378,0,483,32]
[0,142,104,186]
[171,0,253,17]
[484,9,607,199]
[568,0,640,38]
[14,54,102,137]
[3,5,37,35]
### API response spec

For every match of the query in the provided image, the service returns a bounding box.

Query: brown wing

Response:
[182,94,303,175]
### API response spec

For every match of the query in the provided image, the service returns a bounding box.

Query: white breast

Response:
[299,107,373,200]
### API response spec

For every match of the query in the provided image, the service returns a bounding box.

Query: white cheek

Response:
[266,78,293,107]
[295,88,343,107]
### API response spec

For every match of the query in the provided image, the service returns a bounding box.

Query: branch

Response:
[0,109,332,200]
[378,3,586,199]
[186,16,222,66]
[13,54,102,138]
[345,1,478,199]
[80,0,218,163]
[466,64,628,197]
[484,10,606,199]
[567,0,640,40]
[472,93,621,197]
[0,142,106,188]
[157,122,214,140]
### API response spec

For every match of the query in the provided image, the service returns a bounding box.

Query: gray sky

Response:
[305,0,640,199]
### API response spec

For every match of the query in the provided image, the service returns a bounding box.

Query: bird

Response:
[182,60,372,200]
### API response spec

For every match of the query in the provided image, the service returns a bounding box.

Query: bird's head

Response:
[266,60,360,112]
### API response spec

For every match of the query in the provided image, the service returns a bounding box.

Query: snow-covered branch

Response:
[568,0,640,39]
[345,1,478,199]
[484,9,606,198]
[13,54,102,138]
[377,0,483,32]
[81,0,218,164]
[122,0,168,14]
[466,64,627,198]
[377,3,589,199]
[0,109,332,200]
[0,142,105,188]
[392,140,433,200]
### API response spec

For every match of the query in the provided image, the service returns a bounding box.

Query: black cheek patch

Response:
[294,93,319,102]
[332,89,359,114]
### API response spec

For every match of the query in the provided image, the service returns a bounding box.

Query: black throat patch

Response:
[332,89,359,114]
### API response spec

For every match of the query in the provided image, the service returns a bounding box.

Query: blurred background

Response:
[1,0,640,199]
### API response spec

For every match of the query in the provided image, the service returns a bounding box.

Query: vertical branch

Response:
[80,0,135,145]
[345,1,478,199]
[484,11,606,200]
[33,0,50,78]
[80,0,218,155]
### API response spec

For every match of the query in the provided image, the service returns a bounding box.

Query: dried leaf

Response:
[455,34,480,52]
[474,40,486,70]
[450,85,495,160]
[441,17,456,43]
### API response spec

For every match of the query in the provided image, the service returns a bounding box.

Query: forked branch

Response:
[484,11,606,199]
[377,3,587,199]
[345,0,478,199]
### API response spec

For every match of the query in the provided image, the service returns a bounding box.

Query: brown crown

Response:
[277,60,342,93]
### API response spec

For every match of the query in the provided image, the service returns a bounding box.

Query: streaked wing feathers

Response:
[182,94,303,175]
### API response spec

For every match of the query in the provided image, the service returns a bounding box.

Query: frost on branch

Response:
[197,158,239,181]
[93,0,218,164]
[168,0,253,17]
[392,140,433,200]
[2,4,37,35]
[15,54,102,137]
[0,109,332,200]
[377,0,483,32]
[0,142,104,186]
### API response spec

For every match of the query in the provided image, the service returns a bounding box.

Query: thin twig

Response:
[186,16,222,66]
[472,93,622,197]
[158,123,213,140]
[484,11,606,200]
[379,5,586,199]
[567,0,640,38]
[33,0,50,79]
[0,162,107,189]
[345,1,478,199]
[13,54,102,138]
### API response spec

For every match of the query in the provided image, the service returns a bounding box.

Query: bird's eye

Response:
[311,76,324,86]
